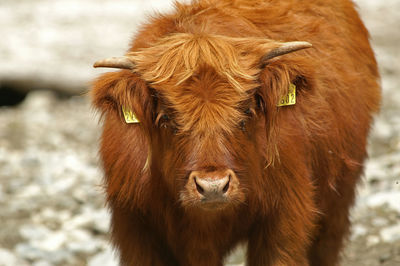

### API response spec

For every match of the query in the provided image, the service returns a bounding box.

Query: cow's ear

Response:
[91,70,153,127]
[253,40,313,111]
[92,70,154,209]
[255,45,314,166]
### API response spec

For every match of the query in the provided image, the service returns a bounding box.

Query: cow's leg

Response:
[180,251,224,266]
[247,213,313,266]
[308,169,360,266]
[110,206,178,266]
[177,237,226,266]
[246,184,317,265]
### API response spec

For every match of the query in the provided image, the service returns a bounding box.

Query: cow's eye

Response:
[160,114,170,129]
[155,111,179,133]
[155,112,169,126]
[240,120,246,131]
[243,107,255,117]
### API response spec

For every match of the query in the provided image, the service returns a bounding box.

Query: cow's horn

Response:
[261,41,312,62]
[93,56,135,70]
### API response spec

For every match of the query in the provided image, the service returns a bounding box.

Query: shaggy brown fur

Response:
[91,0,380,265]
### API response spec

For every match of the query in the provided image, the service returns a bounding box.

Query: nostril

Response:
[194,177,205,195]
[222,174,230,193]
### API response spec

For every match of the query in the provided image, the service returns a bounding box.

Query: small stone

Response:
[45,175,76,195]
[351,225,367,240]
[62,213,92,231]
[66,229,100,253]
[20,224,51,240]
[88,247,118,266]
[17,184,42,198]
[372,119,393,140]
[0,248,17,266]
[366,191,400,213]
[46,250,73,264]
[225,244,246,264]
[21,91,55,110]
[366,235,380,246]
[380,224,400,242]
[364,160,387,182]
[33,261,52,266]
[91,209,110,234]
[32,231,67,252]
[371,217,388,227]
[72,187,88,203]
[379,253,392,263]
[15,243,44,261]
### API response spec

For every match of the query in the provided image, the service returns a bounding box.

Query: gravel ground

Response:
[0,0,399,265]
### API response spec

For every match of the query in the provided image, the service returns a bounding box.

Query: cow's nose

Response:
[189,169,234,199]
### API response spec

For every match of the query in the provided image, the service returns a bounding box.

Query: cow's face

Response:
[93,33,311,211]
[149,67,266,211]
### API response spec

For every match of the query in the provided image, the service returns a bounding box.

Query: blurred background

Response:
[0,0,399,265]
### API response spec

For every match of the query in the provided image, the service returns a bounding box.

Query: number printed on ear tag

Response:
[277,83,296,107]
[122,106,140,123]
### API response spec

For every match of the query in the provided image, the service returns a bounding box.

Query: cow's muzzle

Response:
[187,169,239,209]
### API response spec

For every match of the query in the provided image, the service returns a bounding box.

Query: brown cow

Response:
[91,0,380,265]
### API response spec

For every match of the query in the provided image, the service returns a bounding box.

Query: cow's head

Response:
[92,33,311,212]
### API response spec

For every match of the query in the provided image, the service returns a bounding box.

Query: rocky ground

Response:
[0,0,399,265]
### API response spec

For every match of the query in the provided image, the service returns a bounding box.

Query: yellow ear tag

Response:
[277,83,296,107]
[122,106,140,123]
